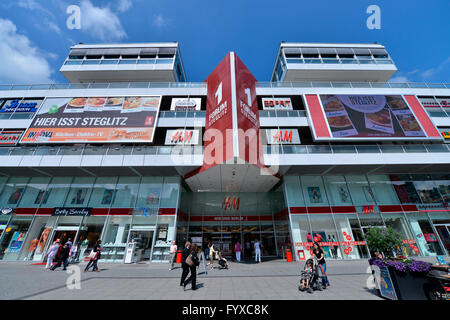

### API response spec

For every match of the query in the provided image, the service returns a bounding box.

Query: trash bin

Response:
[176,249,183,263]
[285,248,293,262]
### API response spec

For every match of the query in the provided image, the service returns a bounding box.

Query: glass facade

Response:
[0,173,448,263]
[0,176,181,263]
[284,174,450,261]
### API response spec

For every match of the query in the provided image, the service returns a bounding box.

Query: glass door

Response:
[127,229,155,262]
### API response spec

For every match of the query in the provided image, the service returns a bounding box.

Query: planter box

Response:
[388,267,429,300]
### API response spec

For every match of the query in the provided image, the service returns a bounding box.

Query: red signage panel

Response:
[404,95,441,138]
[305,94,332,139]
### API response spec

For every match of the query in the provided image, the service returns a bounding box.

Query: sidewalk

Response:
[0,259,381,300]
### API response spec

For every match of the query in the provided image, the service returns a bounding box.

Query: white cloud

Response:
[389,75,410,83]
[153,14,170,28]
[421,57,450,80]
[80,0,127,41]
[117,0,133,13]
[0,19,53,84]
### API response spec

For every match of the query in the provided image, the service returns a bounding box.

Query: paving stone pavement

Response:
[0,259,384,300]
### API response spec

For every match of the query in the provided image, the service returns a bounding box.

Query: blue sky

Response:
[0,0,449,84]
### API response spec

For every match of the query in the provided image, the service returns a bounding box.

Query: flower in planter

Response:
[407,260,431,273]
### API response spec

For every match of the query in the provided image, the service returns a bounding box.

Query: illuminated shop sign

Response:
[164,129,200,145]
[0,208,14,215]
[0,130,24,145]
[265,128,300,144]
[222,196,240,211]
[363,205,375,213]
[0,99,42,113]
[261,97,293,110]
[170,97,202,111]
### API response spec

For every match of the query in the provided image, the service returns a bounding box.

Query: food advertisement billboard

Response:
[21,96,161,143]
[312,94,440,140]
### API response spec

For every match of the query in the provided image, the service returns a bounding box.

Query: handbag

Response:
[186,254,194,267]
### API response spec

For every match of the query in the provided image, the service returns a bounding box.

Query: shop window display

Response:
[64,177,95,207]
[308,214,339,259]
[0,177,29,207]
[102,215,131,262]
[88,177,118,208]
[136,177,163,208]
[381,212,418,257]
[346,175,376,206]
[77,216,106,261]
[390,176,421,204]
[284,176,305,206]
[301,176,329,206]
[406,212,445,256]
[40,177,73,208]
[112,177,140,208]
[290,215,312,261]
[19,216,57,262]
[323,176,352,205]
[333,214,366,259]
[0,215,33,261]
[17,177,51,208]
[413,181,443,204]
[367,175,400,205]
[429,211,450,255]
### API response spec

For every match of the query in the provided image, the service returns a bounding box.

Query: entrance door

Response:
[128,230,155,262]
[435,225,450,255]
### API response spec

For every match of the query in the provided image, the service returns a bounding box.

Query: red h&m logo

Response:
[273,130,293,143]
[171,130,193,144]
[363,205,375,214]
[222,197,240,211]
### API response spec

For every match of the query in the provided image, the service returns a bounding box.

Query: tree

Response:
[365,227,402,257]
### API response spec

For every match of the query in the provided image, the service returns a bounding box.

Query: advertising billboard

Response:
[21,96,161,144]
[261,97,293,110]
[170,97,201,111]
[0,130,25,145]
[305,94,441,141]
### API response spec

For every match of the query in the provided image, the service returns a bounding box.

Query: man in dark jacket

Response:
[179,241,191,286]
[51,243,70,271]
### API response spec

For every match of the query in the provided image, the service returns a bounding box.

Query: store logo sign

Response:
[138,207,155,217]
[53,207,92,216]
[363,205,375,213]
[222,196,240,211]
[0,207,14,215]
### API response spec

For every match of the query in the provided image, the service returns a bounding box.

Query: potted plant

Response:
[365,227,432,300]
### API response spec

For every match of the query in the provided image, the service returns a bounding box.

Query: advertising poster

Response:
[261,97,293,110]
[21,96,161,144]
[0,130,25,146]
[7,231,26,254]
[318,95,427,139]
[308,187,322,203]
[170,97,202,111]
[378,266,398,300]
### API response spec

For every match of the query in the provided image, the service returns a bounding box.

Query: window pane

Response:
[346,175,375,205]
[64,177,95,207]
[367,175,400,204]
[323,176,352,205]
[88,177,118,208]
[284,176,305,206]
[17,177,51,208]
[160,177,180,208]
[112,177,140,208]
[136,177,163,208]
[41,177,72,208]
[301,176,329,206]
[0,177,29,207]
[308,214,338,259]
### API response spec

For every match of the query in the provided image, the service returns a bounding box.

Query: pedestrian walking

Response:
[169,240,178,270]
[180,241,191,286]
[183,244,199,291]
[313,242,330,288]
[254,240,261,263]
[65,238,73,250]
[207,243,216,269]
[235,241,242,262]
[84,240,102,272]
[51,243,70,271]
[45,241,60,269]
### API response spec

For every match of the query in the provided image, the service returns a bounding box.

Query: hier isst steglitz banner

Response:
[21,96,161,143]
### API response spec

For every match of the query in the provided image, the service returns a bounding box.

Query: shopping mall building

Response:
[0,42,449,263]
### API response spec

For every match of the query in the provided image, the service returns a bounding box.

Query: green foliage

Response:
[364,227,402,256]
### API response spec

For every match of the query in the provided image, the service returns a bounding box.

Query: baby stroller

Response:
[298,258,323,293]
[217,252,229,269]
